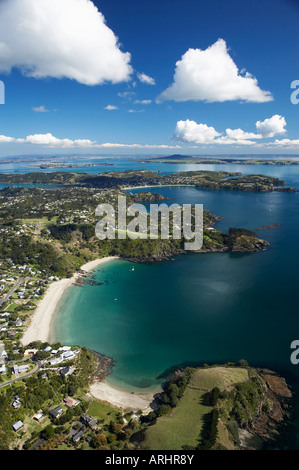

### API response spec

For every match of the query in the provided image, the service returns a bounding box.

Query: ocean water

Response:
[53,184,299,381]
[2,156,299,448]
[1,154,299,187]
[52,180,299,449]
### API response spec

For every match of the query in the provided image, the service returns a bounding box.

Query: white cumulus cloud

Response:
[0,0,132,85]
[32,105,50,113]
[0,132,180,149]
[104,105,118,110]
[137,72,156,85]
[158,39,273,103]
[174,120,221,144]
[265,139,299,148]
[22,133,96,147]
[256,115,287,138]
[225,128,261,141]
[173,115,286,147]
[134,100,152,104]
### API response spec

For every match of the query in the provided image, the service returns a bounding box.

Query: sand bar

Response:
[21,256,119,346]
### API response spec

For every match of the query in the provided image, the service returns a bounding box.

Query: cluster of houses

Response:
[0,314,23,333]
[9,343,84,437]
[46,345,79,366]
[0,260,43,283]
[0,270,61,342]
[12,398,99,446]
[0,342,79,380]
[12,396,86,436]
[0,340,7,374]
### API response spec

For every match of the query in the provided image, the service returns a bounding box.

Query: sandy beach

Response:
[20,256,119,346]
[89,380,160,413]
[20,254,160,413]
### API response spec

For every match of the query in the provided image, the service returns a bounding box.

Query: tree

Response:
[41,425,54,440]
[93,433,107,449]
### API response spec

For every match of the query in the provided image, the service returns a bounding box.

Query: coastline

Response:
[122,184,195,190]
[89,379,160,413]
[20,254,161,413]
[20,256,119,346]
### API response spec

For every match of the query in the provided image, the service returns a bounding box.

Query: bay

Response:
[3,155,299,448]
[52,182,299,449]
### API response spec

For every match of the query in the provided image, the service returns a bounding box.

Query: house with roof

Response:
[0,341,8,363]
[64,396,80,408]
[72,429,85,443]
[7,331,18,338]
[33,411,45,422]
[49,406,63,419]
[12,420,24,432]
[24,349,38,356]
[60,350,75,360]
[0,312,10,318]
[82,415,98,430]
[12,364,29,375]
[60,366,75,377]
[12,399,21,409]
[49,357,62,366]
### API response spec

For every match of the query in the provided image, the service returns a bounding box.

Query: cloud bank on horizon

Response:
[0,114,292,149]
[174,115,288,147]
[0,132,180,150]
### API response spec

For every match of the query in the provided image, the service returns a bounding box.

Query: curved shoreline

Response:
[20,256,119,346]
[89,381,159,413]
[122,184,195,190]
[20,255,160,411]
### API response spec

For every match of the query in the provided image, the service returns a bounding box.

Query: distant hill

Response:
[158,154,192,160]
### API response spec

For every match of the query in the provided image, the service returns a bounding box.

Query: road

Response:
[0,277,25,308]
[0,361,42,388]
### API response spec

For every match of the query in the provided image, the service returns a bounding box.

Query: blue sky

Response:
[0,0,299,156]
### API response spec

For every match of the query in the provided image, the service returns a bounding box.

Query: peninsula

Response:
[0,169,295,192]
[139,154,299,166]
[0,177,288,451]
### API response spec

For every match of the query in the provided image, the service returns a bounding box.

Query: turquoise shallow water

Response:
[52,181,299,449]
[53,186,299,386]
[4,157,297,449]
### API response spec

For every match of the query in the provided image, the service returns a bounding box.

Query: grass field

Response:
[188,367,248,391]
[142,366,248,450]
[143,387,212,450]
[86,399,120,425]
[19,217,58,228]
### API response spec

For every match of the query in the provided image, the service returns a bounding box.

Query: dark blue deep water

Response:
[2,156,299,449]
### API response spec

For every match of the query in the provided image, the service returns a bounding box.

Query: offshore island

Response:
[0,169,293,450]
[138,154,299,166]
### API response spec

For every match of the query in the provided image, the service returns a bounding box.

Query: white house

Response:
[12,420,24,432]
